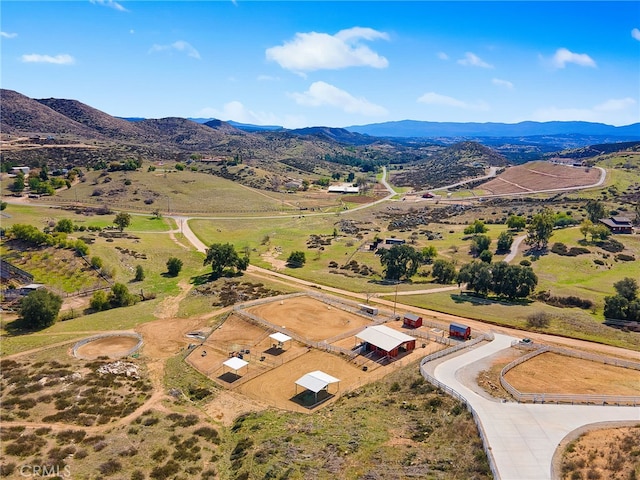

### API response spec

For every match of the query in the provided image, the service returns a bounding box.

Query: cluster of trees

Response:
[458,261,538,299]
[90,283,138,311]
[604,278,640,321]
[579,219,611,242]
[7,224,89,256]
[378,243,537,300]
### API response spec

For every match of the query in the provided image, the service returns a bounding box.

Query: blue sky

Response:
[2,1,639,128]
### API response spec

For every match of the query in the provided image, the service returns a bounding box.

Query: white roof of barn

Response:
[356,325,415,352]
[269,332,292,343]
[223,357,248,371]
[295,371,340,393]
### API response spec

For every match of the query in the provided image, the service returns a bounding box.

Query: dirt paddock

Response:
[244,295,374,341]
[73,334,142,360]
[187,295,446,411]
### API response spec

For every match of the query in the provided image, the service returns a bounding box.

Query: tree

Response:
[478,249,493,263]
[589,224,611,242]
[134,265,145,282]
[431,259,456,284]
[90,256,103,269]
[603,295,629,320]
[54,218,74,233]
[1,201,8,211]
[11,172,25,193]
[464,220,488,235]
[457,261,492,296]
[19,289,63,329]
[287,251,306,268]
[166,257,183,277]
[90,290,110,311]
[613,278,638,302]
[378,244,422,281]
[110,283,136,307]
[506,215,526,231]
[496,231,513,253]
[203,243,244,278]
[113,212,131,232]
[421,245,438,264]
[525,208,555,250]
[585,200,607,223]
[470,234,491,256]
[579,219,593,240]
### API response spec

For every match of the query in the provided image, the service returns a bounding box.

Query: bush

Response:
[134,265,145,281]
[526,312,551,329]
[90,290,110,311]
[98,459,122,476]
[615,253,635,262]
[166,257,183,277]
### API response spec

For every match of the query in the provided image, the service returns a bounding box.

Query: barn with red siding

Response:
[403,313,423,328]
[356,325,416,358]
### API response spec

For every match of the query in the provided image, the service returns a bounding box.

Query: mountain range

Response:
[2,89,639,173]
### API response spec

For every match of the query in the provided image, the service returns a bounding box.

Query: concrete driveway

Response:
[421,333,640,480]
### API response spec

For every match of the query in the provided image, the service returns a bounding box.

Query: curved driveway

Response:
[423,333,640,480]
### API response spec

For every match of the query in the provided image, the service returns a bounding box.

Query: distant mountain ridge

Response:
[344,120,640,138]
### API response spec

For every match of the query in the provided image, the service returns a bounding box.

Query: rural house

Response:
[599,216,634,234]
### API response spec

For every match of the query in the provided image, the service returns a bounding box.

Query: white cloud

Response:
[21,54,75,65]
[1,31,18,39]
[149,41,201,59]
[457,52,493,68]
[437,52,449,60]
[551,48,596,68]
[290,81,388,116]
[266,27,389,73]
[632,28,640,41]
[196,101,290,126]
[89,0,128,12]
[417,92,489,110]
[532,97,637,125]
[492,78,514,89]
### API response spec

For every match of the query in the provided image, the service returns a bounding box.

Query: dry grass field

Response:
[479,162,602,195]
[74,335,141,360]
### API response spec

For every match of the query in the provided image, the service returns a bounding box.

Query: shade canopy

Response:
[295,370,340,393]
[269,332,292,343]
[223,357,248,372]
[356,325,415,352]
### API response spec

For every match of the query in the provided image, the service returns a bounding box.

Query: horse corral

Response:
[187,294,445,411]
[73,333,143,360]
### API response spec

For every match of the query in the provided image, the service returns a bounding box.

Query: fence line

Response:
[419,333,500,480]
[71,332,143,359]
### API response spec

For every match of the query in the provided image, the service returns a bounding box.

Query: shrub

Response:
[526,312,551,328]
[615,253,635,262]
[166,257,183,277]
[98,459,122,476]
[134,265,145,281]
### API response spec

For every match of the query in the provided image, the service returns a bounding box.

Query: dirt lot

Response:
[504,352,640,396]
[480,162,601,195]
[74,335,141,359]
[245,296,374,341]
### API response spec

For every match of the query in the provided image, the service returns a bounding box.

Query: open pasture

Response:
[479,162,602,195]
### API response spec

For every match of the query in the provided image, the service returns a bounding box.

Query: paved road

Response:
[424,333,640,480]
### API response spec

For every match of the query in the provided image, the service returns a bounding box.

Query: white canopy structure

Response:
[295,371,340,404]
[222,357,248,374]
[355,325,415,353]
[269,332,291,343]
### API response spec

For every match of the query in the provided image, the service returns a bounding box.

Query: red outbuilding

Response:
[403,313,423,328]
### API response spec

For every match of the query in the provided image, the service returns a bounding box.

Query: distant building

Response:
[10,166,30,175]
[599,216,634,234]
[328,184,360,194]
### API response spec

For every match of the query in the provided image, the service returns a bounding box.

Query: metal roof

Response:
[295,371,340,393]
[223,357,248,372]
[269,332,292,343]
[356,325,415,352]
